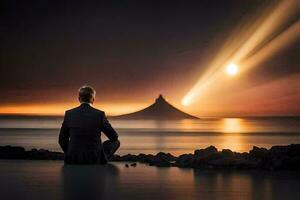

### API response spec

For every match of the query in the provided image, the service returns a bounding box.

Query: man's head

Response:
[78,85,96,104]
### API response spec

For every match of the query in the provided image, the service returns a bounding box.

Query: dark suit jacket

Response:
[58,103,118,164]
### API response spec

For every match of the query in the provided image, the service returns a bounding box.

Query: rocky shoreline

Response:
[1,144,300,170]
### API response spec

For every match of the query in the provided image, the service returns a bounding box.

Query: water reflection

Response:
[192,169,300,200]
[222,118,243,133]
[1,161,300,200]
[61,164,120,200]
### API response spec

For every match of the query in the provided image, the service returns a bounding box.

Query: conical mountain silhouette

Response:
[113,94,198,119]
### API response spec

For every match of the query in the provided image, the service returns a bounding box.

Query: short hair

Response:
[78,85,96,103]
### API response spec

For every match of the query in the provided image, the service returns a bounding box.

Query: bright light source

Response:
[226,63,239,76]
[181,96,191,106]
[181,1,298,106]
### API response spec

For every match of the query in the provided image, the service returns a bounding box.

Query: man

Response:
[59,86,120,164]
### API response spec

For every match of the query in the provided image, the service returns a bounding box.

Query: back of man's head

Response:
[78,85,96,104]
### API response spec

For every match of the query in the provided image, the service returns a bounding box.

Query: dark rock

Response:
[221,149,234,157]
[280,157,300,170]
[270,144,300,157]
[194,146,218,158]
[1,144,300,170]
[249,146,269,158]
[193,152,223,168]
[148,156,172,167]
[208,157,254,169]
[155,152,177,162]
[0,145,26,159]
[136,154,155,163]
[175,154,194,167]
[120,154,138,162]
[111,154,122,161]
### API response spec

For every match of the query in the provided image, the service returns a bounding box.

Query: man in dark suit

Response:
[59,86,120,164]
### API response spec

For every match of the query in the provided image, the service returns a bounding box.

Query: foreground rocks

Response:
[0,146,64,160]
[1,144,300,170]
[112,144,300,170]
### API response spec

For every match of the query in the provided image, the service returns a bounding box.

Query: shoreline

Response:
[1,144,300,170]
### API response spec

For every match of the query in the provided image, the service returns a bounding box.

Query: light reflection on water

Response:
[0,160,300,200]
[0,116,300,155]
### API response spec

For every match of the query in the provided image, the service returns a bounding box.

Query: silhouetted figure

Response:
[59,86,120,164]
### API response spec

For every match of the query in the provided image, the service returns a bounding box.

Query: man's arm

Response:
[101,112,119,141]
[58,112,70,153]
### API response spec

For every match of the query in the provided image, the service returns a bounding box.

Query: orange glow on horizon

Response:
[0,102,148,116]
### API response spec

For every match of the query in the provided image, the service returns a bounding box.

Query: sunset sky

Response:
[1,0,300,117]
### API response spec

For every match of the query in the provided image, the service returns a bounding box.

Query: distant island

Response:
[112,94,198,120]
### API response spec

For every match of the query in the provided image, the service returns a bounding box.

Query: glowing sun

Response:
[226,63,239,76]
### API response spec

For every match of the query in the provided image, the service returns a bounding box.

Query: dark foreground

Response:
[1,160,300,200]
[1,144,300,170]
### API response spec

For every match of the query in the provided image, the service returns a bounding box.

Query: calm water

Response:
[0,116,300,155]
[1,160,300,200]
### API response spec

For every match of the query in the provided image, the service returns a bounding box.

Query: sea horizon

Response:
[1,115,299,155]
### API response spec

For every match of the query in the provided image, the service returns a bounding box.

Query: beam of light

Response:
[181,0,300,106]
[241,19,300,73]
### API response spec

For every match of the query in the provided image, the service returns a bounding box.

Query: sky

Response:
[0,0,300,116]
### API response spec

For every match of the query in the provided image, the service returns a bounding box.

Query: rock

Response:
[148,156,172,167]
[111,154,122,161]
[288,144,300,157]
[270,144,300,157]
[175,154,194,167]
[194,146,218,158]
[120,154,138,162]
[280,157,300,170]
[136,154,155,163]
[1,144,300,170]
[0,145,26,159]
[155,152,177,162]
[193,152,223,168]
[221,149,234,157]
[249,146,269,158]
[208,157,253,169]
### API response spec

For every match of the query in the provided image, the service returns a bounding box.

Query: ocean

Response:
[0,115,300,155]
[1,160,300,200]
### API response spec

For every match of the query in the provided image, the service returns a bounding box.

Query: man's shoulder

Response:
[90,106,105,115]
[65,105,105,116]
[65,106,80,114]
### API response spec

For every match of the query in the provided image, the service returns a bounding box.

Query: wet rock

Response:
[1,144,300,170]
[0,146,64,160]
[221,149,234,157]
[136,154,155,163]
[111,154,122,161]
[194,146,218,159]
[147,155,171,167]
[207,154,255,169]
[120,154,138,162]
[155,152,177,162]
[0,145,26,159]
[249,146,269,159]
[175,154,194,167]
[270,144,300,157]
[193,152,223,168]
[280,157,300,170]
